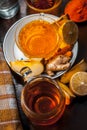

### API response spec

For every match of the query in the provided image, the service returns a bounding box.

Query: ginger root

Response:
[46,55,70,75]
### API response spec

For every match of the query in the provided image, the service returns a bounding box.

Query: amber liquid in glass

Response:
[26,80,60,114]
[18,20,58,59]
[26,0,55,9]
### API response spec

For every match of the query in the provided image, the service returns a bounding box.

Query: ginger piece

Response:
[46,55,70,75]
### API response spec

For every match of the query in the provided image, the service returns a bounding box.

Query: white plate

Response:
[3,13,78,79]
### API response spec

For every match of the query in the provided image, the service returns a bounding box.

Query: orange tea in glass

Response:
[21,76,66,125]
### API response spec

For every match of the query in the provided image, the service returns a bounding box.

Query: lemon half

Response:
[70,72,87,96]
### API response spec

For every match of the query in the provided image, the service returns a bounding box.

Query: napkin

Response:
[0,48,23,130]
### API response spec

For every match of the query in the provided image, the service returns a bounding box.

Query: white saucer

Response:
[3,13,78,79]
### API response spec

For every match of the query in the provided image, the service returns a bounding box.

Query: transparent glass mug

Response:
[21,76,66,126]
[15,13,60,60]
[0,0,19,19]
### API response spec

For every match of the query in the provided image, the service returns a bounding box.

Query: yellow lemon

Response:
[58,20,78,45]
[70,72,87,96]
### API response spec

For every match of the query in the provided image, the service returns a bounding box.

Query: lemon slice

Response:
[57,80,75,97]
[56,80,76,105]
[58,20,78,45]
[60,59,87,84]
[70,72,87,96]
[62,89,71,105]
[10,60,44,76]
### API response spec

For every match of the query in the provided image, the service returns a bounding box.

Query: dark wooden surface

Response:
[0,0,87,130]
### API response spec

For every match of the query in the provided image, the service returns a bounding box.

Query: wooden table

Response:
[0,0,87,130]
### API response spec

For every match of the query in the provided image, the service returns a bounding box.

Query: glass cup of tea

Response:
[21,76,66,126]
[25,0,62,15]
[15,13,60,60]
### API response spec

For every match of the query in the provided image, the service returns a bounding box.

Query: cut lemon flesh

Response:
[58,20,78,45]
[70,72,87,96]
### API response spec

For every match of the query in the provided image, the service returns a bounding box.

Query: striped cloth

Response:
[0,48,23,130]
